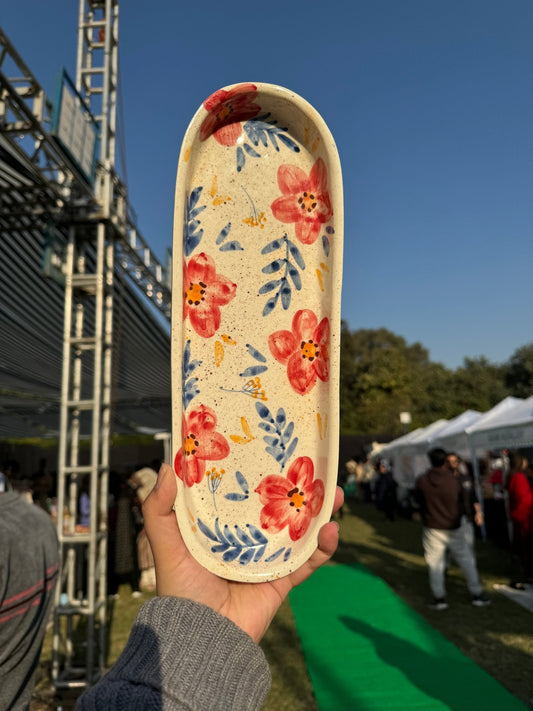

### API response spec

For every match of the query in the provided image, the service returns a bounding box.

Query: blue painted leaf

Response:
[183,340,202,378]
[280,280,292,310]
[284,437,299,462]
[287,264,302,290]
[263,436,280,447]
[183,339,191,371]
[243,142,261,157]
[256,402,273,421]
[326,225,335,234]
[258,421,275,433]
[277,133,300,152]
[261,238,284,254]
[262,259,284,274]
[276,408,286,427]
[220,241,243,252]
[224,492,248,501]
[253,544,266,562]
[223,525,240,547]
[246,344,267,363]
[266,446,285,462]
[322,234,330,257]
[183,378,200,409]
[214,518,227,544]
[223,547,242,562]
[234,525,254,546]
[268,131,280,151]
[281,421,294,444]
[239,365,268,377]
[188,219,202,234]
[236,145,245,172]
[258,280,281,295]
[216,222,232,245]
[262,294,279,316]
[189,186,203,207]
[243,120,269,148]
[239,548,255,565]
[247,524,268,545]
[188,205,206,219]
[288,241,306,270]
[197,518,218,542]
[283,547,292,561]
[235,470,250,494]
[265,547,285,563]
[211,542,229,553]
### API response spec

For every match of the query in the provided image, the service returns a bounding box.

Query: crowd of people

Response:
[342,447,533,609]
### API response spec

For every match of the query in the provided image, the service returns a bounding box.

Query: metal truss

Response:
[0,0,170,690]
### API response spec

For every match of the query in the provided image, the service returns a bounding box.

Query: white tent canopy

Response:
[377,426,425,458]
[431,409,483,459]
[468,396,533,451]
[376,396,533,488]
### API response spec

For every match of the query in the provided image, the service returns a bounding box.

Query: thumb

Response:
[144,462,176,516]
[143,463,183,558]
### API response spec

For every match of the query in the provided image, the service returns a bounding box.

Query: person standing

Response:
[445,452,483,551]
[506,451,533,589]
[374,459,397,521]
[0,489,59,709]
[415,448,490,610]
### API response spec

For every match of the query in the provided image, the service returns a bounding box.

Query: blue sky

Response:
[3,0,532,368]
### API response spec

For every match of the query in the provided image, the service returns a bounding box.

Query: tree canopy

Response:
[339,323,530,435]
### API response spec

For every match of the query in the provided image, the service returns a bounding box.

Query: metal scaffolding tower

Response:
[1,0,171,687]
[53,0,131,688]
[50,0,119,685]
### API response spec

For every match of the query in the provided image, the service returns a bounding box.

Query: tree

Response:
[339,324,450,434]
[504,344,533,398]
[449,356,508,413]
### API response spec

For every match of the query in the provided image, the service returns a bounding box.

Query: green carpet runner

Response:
[289,563,527,710]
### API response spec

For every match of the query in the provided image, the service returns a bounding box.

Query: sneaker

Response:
[131,590,143,599]
[428,597,449,611]
[471,593,491,607]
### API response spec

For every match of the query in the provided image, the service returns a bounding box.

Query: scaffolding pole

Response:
[52,0,118,688]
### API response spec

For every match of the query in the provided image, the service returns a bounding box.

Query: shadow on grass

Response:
[334,503,533,709]
[339,616,528,711]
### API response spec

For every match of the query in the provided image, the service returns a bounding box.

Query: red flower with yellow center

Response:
[174,405,230,487]
[254,456,325,541]
[183,253,236,338]
[268,309,329,395]
[199,83,261,146]
[270,157,333,244]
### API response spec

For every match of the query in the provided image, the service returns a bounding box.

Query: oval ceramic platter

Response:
[171,82,343,582]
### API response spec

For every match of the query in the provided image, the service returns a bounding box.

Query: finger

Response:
[332,485,344,515]
[143,462,176,517]
[143,463,184,559]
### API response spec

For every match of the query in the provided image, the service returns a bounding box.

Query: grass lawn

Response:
[32,500,533,709]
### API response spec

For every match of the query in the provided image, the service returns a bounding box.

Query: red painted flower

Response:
[268,309,329,395]
[255,456,325,541]
[174,405,230,487]
[199,83,261,146]
[183,253,236,338]
[271,157,333,244]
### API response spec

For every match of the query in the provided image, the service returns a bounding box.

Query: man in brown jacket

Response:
[415,448,490,610]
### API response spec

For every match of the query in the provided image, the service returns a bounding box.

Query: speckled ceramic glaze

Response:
[171,82,343,582]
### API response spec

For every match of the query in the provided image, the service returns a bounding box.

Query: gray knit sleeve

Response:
[76,597,271,711]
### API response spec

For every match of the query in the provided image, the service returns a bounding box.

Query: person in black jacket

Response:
[415,448,490,610]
